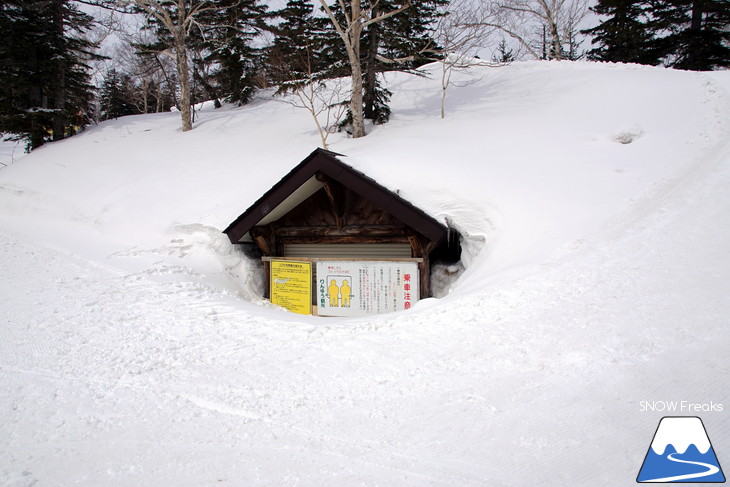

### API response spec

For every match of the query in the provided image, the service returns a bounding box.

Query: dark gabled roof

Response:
[223,148,448,244]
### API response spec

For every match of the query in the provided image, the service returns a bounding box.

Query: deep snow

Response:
[1,61,729,486]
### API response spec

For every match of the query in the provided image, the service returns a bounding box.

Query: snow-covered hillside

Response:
[1,61,729,486]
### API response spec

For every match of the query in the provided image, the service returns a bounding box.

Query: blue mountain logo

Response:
[637,416,725,483]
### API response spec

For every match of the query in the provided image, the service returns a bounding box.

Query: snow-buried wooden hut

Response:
[224,148,459,316]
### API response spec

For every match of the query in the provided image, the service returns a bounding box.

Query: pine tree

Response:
[563,19,586,60]
[651,0,730,70]
[134,0,267,112]
[198,0,268,105]
[0,0,100,150]
[492,39,516,63]
[269,0,323,83]
[582,0,661,64]
[316,0,445,134]
[269,0,349,87]
[361,0,447,124]
[378,0,447,69]
[584,0,730,69]
[317,0,403,137]
[99,68,139,120]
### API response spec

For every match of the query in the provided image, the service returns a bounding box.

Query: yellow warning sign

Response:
[270,260,312,315]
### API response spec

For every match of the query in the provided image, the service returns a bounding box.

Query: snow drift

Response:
[1,61,729,486]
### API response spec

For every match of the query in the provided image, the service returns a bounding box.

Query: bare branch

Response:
[74,0,136,14]
[318,0,351,48]
[497,3,544,19]
[363,1,411,27]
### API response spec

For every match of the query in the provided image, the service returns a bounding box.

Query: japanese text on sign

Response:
[270,260,312,315]
[316,261,419,317]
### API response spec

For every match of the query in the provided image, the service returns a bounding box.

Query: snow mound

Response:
[612,124,645,144]
[1,61,729,486]
[1,62,729,305]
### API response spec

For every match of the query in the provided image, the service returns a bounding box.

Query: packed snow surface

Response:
[1,61,729,486]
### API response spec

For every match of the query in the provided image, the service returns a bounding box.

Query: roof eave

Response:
[223,148,448,245]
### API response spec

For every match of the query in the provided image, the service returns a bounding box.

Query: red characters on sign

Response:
[403,274,412,310]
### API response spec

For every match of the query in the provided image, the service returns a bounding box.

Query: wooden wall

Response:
[252,172,440,299]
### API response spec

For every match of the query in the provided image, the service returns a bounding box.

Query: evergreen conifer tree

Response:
[127,0,265,129]
[582,0,661,64]
[198,0,268,105]
[268,0,334,84]
[492,39,516,63]
[99,68,139,120]
[651,0,730,70]
[361,0,447,124]
[270,0,350,85]
[0,0,100,150]
[317,0,445,130]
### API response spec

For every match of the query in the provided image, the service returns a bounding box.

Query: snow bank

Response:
[3,62,727,297]
[1,61,729,486]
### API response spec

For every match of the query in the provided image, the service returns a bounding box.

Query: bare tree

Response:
[140,50,180,112]
[271,45,348,150]
[316,0,411,139]
[283,78,348,149]
[112,0,220,131]
[434,0,503,118]
[470,0,589,60]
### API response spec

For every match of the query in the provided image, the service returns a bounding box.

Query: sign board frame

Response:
[264,257,422,317]
[269,259,312,315]
[315,260,419,317]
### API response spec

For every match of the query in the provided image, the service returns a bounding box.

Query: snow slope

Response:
[1,61,729,486]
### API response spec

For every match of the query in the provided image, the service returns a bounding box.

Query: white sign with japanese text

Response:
[316,260,419,317]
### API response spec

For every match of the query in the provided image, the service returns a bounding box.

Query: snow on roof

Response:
[223,148,449,244]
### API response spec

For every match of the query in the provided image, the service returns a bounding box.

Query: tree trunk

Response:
[347,1,366,138]
[348,54,366,138]
[27,37,44,149]
[686,0,704,69]
[690,0,704,32]
[51,0,66,141]
[156,83,163,113]
[174,29,193,132]
[363,13,380,121]
[545,5,562,61]
[551,21,562,60]
[440,60,450,119]
[142,80,149,113]
[318,0,409,138]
